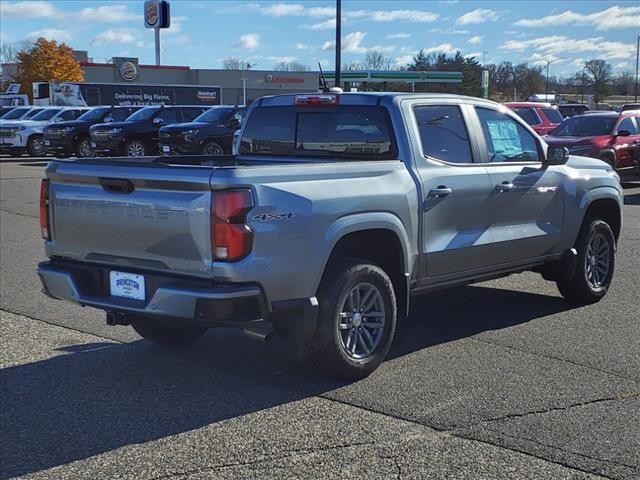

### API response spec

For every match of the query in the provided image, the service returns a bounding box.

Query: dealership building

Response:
[1,52,321,105]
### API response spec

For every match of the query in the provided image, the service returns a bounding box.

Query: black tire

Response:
[557,218,616,304]
[201,141,224,155]
[27,135,45,157]
[302,259,397,379]
[75,136,93,158]
[132,320,207,346]
[124,139,147,157]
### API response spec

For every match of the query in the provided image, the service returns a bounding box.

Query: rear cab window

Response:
[240,105,397,160]
[511,107,541,126]
[540,108,563,124]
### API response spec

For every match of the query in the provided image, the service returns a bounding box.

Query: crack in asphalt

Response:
[0,207,38,219]
[146,440,379,480]
[0,308,633,480]
[474,392,640,426]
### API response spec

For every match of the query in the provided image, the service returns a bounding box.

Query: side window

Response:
[182,107,206,121]
[512,107,540,126]
[617,117,635,134]
[111,109,129,121]
[156,109,178,123]
[414,105,473,163]
[476,108,540,163]
[59,109,81,120]
[540,108,563,124]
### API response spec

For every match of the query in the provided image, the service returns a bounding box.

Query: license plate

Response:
[109,271,145,301]
[162,145,170,153]
[44,139,51,146]
[91,141,97,148]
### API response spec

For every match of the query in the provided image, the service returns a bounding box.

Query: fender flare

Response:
[312,211,414,294]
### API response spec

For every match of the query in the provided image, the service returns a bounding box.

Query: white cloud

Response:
[387,33,412,39]
[423,43,459,54]
[266,55,297,64]
[295,43,309,50]
[232,33,260,50]
[250,3,438,23]
[515,6,640,31]
[303,19,336,30]
[468,35,483,44]
[73,5,138,23]
[257,3,307,16]
[90,28,143,48]
[322,31,394,54]
[394,54,415,67]
[27,28,72,42]
[353,9,438,23]
[465,52,482,59]
[529,53,568,67]
[456,8,501,25]
[501,35,636,60]
[0,1,58,18]
[614,62,630,70]
[429,27,469,35]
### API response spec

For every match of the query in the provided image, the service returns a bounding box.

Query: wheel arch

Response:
[316,213,414,319]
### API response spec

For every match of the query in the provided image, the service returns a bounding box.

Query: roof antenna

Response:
[318,62,330,93]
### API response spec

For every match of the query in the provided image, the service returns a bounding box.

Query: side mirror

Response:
[104,116,113,123]
[616,129,631,137]
[227,119,240,129]
[152,117,164,125]
[546,146,569,165]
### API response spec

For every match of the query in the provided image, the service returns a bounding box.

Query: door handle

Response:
[496,181,515,192]
[427,186,453,199]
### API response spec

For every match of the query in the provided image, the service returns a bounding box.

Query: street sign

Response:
[144,0,170,28]
[481,70,489,99]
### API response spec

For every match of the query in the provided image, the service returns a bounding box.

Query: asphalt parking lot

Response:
[1,158,639,480]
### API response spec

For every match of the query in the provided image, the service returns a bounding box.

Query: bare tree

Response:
[363,50,392,70]
[222,57,254,70]
[1,41,30,64]
[273,61,310,71]
[343,60,362,71]
[585,59,612,103]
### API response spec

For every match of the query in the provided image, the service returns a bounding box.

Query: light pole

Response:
[545,57,565,102]
[240,77,249,106]
[335,0,341,88]
[634,35,639,103]
[581,65,587,103]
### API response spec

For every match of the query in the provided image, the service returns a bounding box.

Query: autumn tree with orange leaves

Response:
[13,38,84,100]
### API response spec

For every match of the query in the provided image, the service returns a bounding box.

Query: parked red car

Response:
[504,102,564,135]
[544,111,640,171]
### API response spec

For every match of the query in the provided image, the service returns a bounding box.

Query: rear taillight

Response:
[294,94,339,105]
[211,189,254,261]
[39,179,50,240]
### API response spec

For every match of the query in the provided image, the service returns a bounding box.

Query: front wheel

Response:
[27,135,45,156]
[557,218,616,304]
[201,141,224,155]
[124,139,147,157]
[75,137,93,158]
[132,320,207,346]
[302,260,397,379]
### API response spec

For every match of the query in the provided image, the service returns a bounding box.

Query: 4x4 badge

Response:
[253,212,296,221]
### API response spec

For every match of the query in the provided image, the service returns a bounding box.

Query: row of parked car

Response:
[504,102,640,171]
[0,104,246,158]
[1,100,638,171]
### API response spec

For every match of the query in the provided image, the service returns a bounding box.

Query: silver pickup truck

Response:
[38,92,623,379]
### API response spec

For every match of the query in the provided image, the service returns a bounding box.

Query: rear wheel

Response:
[124,139,147,157]
[202,141,224,155]
[132,320,207,346]
[302,259,397,379]
[27,135,45,156]
[557,218,615,304]
[75,137,93,158]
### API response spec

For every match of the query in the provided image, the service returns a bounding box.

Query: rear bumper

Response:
[37,260,317,339]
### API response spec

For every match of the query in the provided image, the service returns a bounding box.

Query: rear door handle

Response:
[496,181,515,192]
[427,186,453,199]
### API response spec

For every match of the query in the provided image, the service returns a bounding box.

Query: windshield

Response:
[541,108,563,123]
[77,107,110,121]
[1,107,30,120]
[31,109,62,121]
[552,115,617,137]
[194,108,234,123]
[24,108,44,119]
[126,107,160,121]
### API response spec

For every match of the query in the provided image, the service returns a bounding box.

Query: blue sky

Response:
[1,1,639,77]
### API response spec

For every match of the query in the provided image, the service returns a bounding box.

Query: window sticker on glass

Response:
[486,120,523,156]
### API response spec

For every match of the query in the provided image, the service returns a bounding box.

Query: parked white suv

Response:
[0,107,89,156]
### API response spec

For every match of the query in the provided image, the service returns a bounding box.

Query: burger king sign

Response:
[144,0,170,29]
[119,61,138,81]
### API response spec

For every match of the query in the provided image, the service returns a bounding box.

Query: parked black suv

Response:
[158,106,247,155]
[43,106,141,158]
[89,105,208,157]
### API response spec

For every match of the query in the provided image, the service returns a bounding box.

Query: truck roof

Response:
[256,92,501,108]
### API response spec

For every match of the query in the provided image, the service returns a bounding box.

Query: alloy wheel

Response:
[585,232,611,289]
[338,282,386,359]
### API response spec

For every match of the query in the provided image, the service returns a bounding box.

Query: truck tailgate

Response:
[47,161,214,277]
